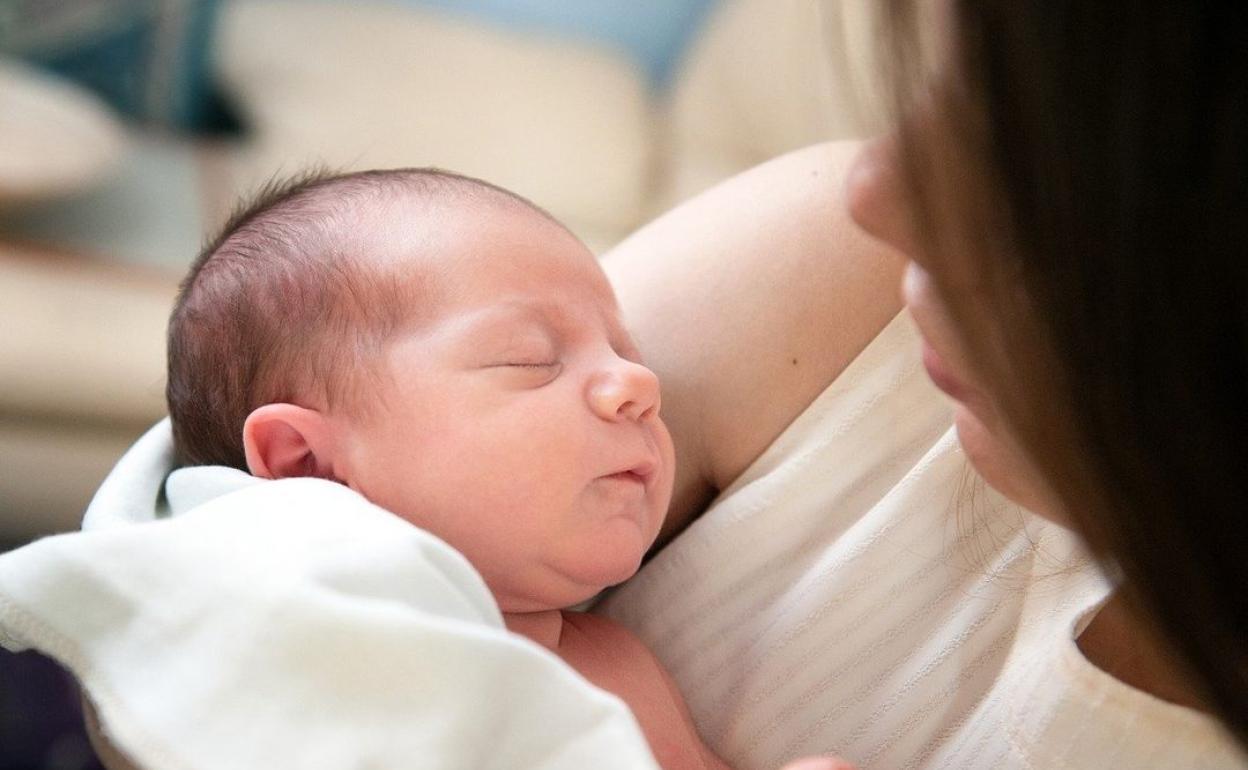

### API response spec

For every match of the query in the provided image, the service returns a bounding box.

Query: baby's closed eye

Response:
[483,358,563,387]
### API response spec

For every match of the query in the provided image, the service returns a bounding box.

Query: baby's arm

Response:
[556,611,730,770]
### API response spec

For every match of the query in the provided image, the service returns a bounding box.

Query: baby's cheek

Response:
[652,431,678,519]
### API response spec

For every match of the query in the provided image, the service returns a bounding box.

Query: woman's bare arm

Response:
[602,141,905,544]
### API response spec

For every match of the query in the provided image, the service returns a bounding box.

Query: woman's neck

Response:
[1076,592,1207,712]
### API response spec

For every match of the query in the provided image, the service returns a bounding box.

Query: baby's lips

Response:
[599,458,656,485]
[624,458,660,481]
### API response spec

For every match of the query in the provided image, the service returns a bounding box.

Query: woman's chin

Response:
[955,407,1027,502]
[953,405,1065,523]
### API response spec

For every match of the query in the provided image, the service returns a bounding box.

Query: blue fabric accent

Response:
[0,0,227,133]
[399,0,721,87]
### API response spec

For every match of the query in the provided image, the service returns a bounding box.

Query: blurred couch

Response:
[0,0,880,542]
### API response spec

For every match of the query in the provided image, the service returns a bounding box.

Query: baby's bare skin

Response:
[507,609,729,770]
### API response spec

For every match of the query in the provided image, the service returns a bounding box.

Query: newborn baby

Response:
[166,168,727,770]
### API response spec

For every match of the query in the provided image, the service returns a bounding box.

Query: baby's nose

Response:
[588,359,661,422]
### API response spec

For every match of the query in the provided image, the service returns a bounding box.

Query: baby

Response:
[166,168,728,770]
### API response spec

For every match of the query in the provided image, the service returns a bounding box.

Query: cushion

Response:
[654,0,884,212]
[397,0,720,87]
[0,246,173,425]
[0,244,175,540]
[216,0,653,252]
[0,59,126,202]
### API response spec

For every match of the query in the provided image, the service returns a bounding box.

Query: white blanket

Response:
[0,421,658,770]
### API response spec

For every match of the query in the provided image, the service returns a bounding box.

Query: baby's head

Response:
[168,168,675,610]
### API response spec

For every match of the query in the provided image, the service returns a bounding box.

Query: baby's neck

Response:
[502,609,566,651]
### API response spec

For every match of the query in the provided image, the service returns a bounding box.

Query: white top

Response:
[598,311,1246,769]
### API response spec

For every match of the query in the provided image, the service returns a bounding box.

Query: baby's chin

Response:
[496,543,648,612]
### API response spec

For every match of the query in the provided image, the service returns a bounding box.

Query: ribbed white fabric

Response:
[598,311,1246,770]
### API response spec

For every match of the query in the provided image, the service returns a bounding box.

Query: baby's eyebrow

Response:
[455,298,622,348]
[485,301,553,325]
[450,302,557,343]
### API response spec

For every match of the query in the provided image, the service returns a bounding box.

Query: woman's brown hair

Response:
[878,1,1247,747]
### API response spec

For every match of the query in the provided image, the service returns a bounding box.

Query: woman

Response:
[599,3,1245,768]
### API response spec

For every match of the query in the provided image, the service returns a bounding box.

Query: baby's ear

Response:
[242,404,340,481]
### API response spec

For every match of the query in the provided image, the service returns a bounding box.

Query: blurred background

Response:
[0,1,879,764]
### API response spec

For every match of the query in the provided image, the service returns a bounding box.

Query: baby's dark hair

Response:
[167,167,555,470]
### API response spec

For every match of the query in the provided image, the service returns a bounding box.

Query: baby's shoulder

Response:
[557,612,717,769]
[556,611,662,676]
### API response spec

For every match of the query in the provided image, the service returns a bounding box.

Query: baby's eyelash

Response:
[507,361,559,369]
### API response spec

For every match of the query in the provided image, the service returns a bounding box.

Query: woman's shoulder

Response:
[604,142,907,541]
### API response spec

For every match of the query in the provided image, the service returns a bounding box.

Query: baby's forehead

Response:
[346,188,619,332]
[359,192,574,270]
